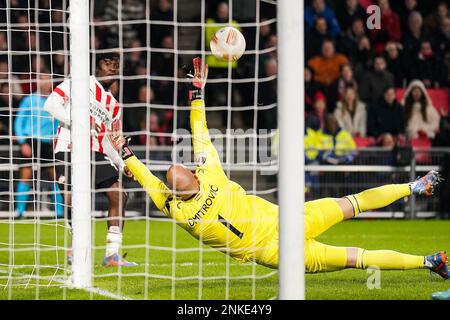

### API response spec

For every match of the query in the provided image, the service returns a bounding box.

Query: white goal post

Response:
[1,0,304,300]
[277,0,305,300]
[70,0,92,288]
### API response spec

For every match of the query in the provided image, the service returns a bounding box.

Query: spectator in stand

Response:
[359,55,395,104]
[205,1,240,107]
[152,35,176,106]
[124,84,154,144]
[367,86,406,138]
[402,79,440,140]
[124,38,145,73]
[0,83,19,143]
[259,18,274,50]
[305,66,326,113]
[339,17,367,63]
[139,112,161,146]
[311,91,327,129]
[258,57,277,130]
[0,31,7,52]
[352,35,375,81]
[138,112,171,163]
[151,34,174,77]
[434,17,450,59]
[101,0,146,48]
[396,0,422,32]
[150,0,174,48]
[304,0,341,38]
[319,113,357,165]
[409,40,449,88]
[334,86,367,137]
[402,11,428,60]
[307,39,350,87]
[432,110,450,219]
[384,41,408,87]
[305,17,332,60]
[369,0,402,54]
[335,0,367,33]
[433,110,450,147]
[0,60,23,101]
[329,63,358,110]
[304,114,322,164]
[424,1,449,33]
[304,114,322,197]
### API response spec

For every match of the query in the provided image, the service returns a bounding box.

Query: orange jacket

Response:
[307,54,349,86]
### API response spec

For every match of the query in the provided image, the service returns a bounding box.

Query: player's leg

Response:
[345,247,448,279]
[342,170,441,218]
[94,152,136,267]
[42,141,64,218]
[47,166,64,218]
[306,240,449,279]
[304,181,414,238]
[16,166,32,217]
[54,151,73,264]
[16,140,34,217]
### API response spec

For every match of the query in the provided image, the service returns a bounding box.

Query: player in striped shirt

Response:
[44,52,136,267]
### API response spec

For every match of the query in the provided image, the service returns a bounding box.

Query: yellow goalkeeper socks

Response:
[345,184,411,216]
[356,248,424,270]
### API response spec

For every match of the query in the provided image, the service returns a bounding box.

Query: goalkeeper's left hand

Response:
[107,119,127,151]
[106,119,135,178]
[188,57,208,101]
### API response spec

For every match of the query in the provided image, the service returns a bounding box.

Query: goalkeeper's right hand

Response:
[188,57,208,101]
[106,119,134,161]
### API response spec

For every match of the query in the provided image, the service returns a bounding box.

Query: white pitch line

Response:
[0,269,133,300]
[143,261,257,267]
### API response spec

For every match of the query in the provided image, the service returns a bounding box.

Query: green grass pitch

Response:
[0,219,449,300]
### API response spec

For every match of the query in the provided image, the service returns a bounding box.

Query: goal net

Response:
[0,0,292,300]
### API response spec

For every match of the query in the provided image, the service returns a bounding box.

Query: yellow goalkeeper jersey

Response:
[124,99,279,265]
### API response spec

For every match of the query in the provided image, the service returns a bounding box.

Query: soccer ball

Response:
[210,27,246,62]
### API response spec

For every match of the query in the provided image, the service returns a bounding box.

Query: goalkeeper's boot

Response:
[409,170,443,196]
[102,253,138,267]
[425,251,449,280]
[431,289,450,300]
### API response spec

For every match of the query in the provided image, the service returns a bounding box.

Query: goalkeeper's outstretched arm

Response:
[189,57,222,169]
[120,146,173,216]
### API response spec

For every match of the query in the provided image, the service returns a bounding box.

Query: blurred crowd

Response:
[0,0,449,159]
[0,0,278,151]
[304,0,450,166]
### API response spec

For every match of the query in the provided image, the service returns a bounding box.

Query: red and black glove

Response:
[188,57,208,102]
[106,119,134,160]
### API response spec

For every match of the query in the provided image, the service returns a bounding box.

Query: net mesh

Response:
[0,0,279,300]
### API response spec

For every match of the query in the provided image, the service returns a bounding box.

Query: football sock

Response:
[345,184,411,216]
[16,182,31,216]
[355,248,424,270]
[106,226,122,257]
[319,243,348,272]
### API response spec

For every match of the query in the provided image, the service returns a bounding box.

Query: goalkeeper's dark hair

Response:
[95,52,120,67]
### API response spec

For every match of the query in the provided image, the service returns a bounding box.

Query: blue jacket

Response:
[304,5,341,37]
[14,93,59,144]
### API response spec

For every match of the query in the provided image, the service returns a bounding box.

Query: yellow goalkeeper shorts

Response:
[255,198,345,271]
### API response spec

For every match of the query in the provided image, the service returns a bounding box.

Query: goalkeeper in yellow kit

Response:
[108,58,448,279]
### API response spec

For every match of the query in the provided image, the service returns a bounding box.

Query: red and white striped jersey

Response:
[44,76,125,170]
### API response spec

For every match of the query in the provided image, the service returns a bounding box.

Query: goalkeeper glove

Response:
[187,57,208,101]
[106,119,134,160]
